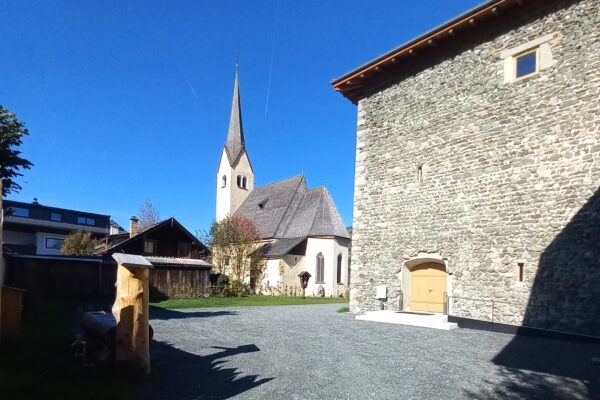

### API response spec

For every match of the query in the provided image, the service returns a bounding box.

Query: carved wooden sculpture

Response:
[111,253,152,376]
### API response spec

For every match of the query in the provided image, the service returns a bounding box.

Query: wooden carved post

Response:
[111,253,152,376]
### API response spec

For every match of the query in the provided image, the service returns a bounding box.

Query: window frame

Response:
[144,239,157,255]
[177,242,192,258]
[315,252,325,284]
[514,48,539,81]
[221,175,227,188]
[50,212,62,222]
[336,253,343,284]
[10,207,30,218]
[45,237,64,250]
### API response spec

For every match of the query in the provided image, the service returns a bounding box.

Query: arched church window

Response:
[337,253,342,284]
[242,176,247,189]
[316,252,325,283]
[221,175,227,188]
[237,175,242,188]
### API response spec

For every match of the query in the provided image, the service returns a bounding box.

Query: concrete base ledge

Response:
[356,311,458,330]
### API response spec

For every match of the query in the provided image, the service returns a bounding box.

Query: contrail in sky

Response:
[186,78,199,100]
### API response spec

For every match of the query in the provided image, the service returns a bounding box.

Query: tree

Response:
[0,106,33,196]
[138,199,160,228]
[208,215,265,294]
[61,230,99,256]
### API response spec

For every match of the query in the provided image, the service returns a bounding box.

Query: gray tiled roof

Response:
[235,175,350,240]
[262,237,306,257]
[145,256,211,267]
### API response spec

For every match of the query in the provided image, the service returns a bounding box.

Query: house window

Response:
[221,175,227,188]
[242,176,247,189]
[237,175,242,188]
[336,254,343,284]
[144,240,157,255]
[514,48,538,80]
[77,216,96,226]
[45,237,64,250]
[178,242,191,258]
[10,207,29,217]
[50,212,62,222]
[316,252,325,283]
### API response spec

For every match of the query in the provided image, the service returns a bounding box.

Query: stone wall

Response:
[350,0,600,335]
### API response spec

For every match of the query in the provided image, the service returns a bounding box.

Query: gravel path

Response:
[143,304,599,400]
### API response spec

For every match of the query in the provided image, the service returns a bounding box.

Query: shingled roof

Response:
[234,175,350,240]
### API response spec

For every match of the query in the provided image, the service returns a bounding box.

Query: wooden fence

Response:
[5,255,211,304]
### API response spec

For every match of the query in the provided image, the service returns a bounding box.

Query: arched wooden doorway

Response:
[410,262,447,313]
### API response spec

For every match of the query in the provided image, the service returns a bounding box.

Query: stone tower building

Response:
[332,0,599,336]
[215,68,254,221]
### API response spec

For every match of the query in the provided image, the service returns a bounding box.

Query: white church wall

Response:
[216,152,233,221]
[333,238,350,297]
[305,237,337,297]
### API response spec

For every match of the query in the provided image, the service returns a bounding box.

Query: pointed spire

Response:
[225,64,245,165]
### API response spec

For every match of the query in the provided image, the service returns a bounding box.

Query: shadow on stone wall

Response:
[464,187,600,399]
[524,187,600,335]
[140,341,273,400]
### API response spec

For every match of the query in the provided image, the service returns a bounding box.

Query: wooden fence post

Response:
[111,254,153,376]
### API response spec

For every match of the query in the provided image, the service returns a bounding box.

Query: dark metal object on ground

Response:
[75,311,153,367]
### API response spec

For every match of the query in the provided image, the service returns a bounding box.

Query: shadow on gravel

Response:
[149,307,238,320]
[463,334,600,399]
[141,341,273,400]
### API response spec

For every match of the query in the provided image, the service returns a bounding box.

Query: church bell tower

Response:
[215,66,254,221]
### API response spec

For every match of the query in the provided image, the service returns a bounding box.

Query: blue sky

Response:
[1,0,481,232]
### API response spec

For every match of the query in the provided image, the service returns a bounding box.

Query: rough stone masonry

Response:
[349,0,600,335]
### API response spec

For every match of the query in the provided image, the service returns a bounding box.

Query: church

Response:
[215,68,351,297]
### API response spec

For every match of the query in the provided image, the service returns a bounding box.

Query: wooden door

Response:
[410,263,447,313]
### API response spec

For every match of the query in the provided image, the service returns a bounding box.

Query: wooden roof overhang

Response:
[331,0,524,104]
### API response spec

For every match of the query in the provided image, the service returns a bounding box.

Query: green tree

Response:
[60,230,99,256]
[0,106,33,196]
[208,215,265,294]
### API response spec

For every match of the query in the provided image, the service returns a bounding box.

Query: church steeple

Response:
[215,65,255,222]
[225,66,245,165]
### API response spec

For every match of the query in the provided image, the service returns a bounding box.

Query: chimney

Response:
[109,224,120,235]
[129,216,139,238]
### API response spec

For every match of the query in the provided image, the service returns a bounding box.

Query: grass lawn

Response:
[151,295,349,309]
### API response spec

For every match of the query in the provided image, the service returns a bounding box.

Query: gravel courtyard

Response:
[143,304,599,400]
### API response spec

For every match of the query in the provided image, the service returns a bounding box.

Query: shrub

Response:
[215,274,230,297]
[227,279,249,297]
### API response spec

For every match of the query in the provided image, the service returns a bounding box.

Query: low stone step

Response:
[355,310,458,330]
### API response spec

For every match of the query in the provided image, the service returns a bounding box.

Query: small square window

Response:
[144,240,157,255]
[515,49,538,79]
[178,242,191,258]
[50,212,62,222]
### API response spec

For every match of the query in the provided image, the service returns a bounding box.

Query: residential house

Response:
[99,217,212,299]
[332,0,600,335]
[2,199,110,256]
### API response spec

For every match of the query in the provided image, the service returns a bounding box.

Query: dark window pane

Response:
[86,218,95,226]
[77,216,86,224]
[50,213,62,222]
[11,207,29,217]
[45,237,64,250]
[516,52,537,78]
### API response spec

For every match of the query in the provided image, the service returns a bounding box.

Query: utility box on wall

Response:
[376,285,387,299]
